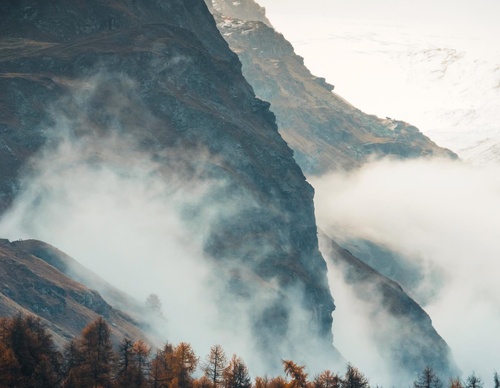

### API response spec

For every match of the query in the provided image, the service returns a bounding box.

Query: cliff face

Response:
[214,13,457,175]
[0,0,336,365]
[209,0,459,378]
[0,239,146,347]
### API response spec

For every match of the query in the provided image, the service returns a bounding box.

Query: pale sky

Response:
[258,0,500,35]
[255,0,500,155]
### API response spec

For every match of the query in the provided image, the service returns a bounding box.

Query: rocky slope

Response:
[320,234,459,380]
[0,238,146,348]
[212,7,457,174]
[209,0,459,378]
[0,0,336,366]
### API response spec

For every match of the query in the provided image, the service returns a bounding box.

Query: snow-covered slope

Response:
[271,22,500,164]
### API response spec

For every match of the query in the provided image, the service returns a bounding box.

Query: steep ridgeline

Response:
[0,0,337,367]
[319,234,459,381]
[208,0,459,377]
[212,6,457,174]
[212,1,452,310]
[0,239,147,348]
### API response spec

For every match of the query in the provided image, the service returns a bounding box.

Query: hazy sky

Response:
[256,0,500,159]
[258,0,500,34]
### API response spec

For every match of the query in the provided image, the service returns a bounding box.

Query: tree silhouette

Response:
[224,354,251,388]
[343,364,369,388]
[465,372,483,388]
[413,366,443,388]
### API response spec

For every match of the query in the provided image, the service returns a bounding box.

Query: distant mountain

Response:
[0,0,337,367]
[210,5,456,174]
[285,23,500,165]
[0,238,146,347]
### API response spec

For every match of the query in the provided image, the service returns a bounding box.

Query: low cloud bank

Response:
[311,158,500,380]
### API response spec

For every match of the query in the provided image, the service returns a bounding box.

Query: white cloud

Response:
[311,158,500,380]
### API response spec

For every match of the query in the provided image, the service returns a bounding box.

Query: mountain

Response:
[208,0,459,379]
[320,234,458,380]
[281,22,500,165]
[0,238,146,347]
[210,4,456,175]
[0,0,337,368]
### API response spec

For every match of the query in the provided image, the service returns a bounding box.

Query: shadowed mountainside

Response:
[0,0,337,366]
[209,0,459,378]
[0,238,147,348]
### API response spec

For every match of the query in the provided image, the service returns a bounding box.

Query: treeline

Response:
[0,315,498,388]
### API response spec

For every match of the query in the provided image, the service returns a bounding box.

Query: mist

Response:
[0,73,342,377]
[311,157,500,381]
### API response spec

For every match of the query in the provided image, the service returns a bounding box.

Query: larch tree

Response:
[254,376,270,388]
[0,314,61,387]
[267,376,288,388]
[343,364,369,388]
[203,345,228,388]
[171,342,198,388]
[223,354,251,388]
[282,360,308,388]
[312,370,342,388]
[149,343,175,388]
[68,316,116,388]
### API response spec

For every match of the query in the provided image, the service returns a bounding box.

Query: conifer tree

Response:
[0,314,61,387]
[343,364,369,388]
[494,372,500,388]
[64,316,116,387]
[203,345,228,388]
[282,360,308,388]
[223,354,251,388]
[172,342,198,388]
[413,366,443,388]
[149,343,175,388]
[312,370,342,388]
[267,375,288,388]
[465,373,483,388]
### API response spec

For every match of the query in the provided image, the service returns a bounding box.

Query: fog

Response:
[0,74,342,377]
[311,157,500,381]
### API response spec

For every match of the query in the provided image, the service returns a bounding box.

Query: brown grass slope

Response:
[0,238,147,348]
